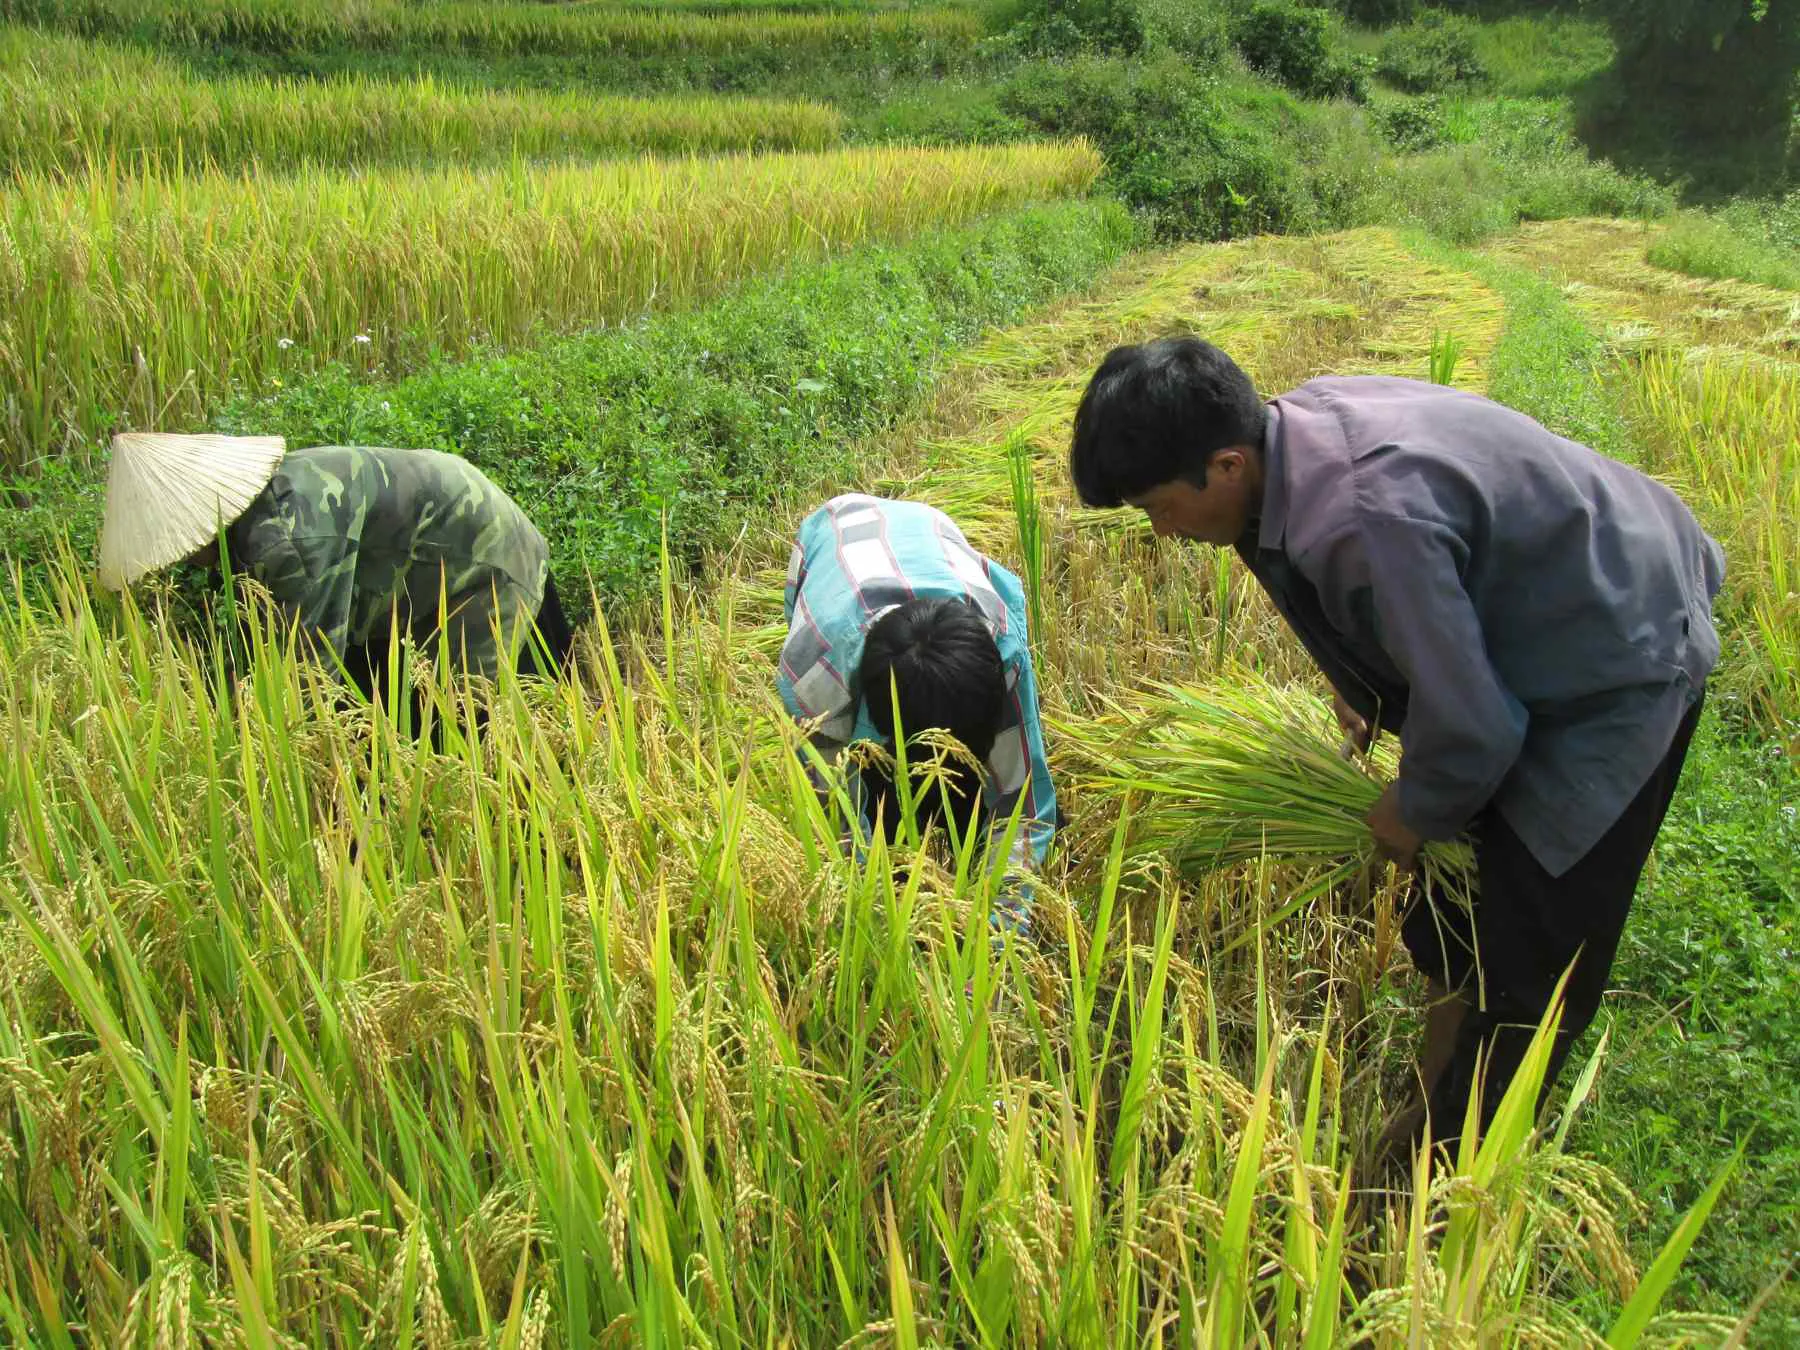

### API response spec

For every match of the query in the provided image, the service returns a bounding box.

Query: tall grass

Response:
[1616,351,1800,749]
[0,27,844,176]
[0,139,1101,467]
[1646,203,1800,294]
[0,557,1732,1344]
[1465,14,1615,99]
[0,214,1749,1344]
[0,0,980,60]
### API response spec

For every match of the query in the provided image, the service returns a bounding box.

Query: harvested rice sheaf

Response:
[1059,678,1476,900]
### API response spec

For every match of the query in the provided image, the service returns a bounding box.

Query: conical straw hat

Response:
[98,433,286,589]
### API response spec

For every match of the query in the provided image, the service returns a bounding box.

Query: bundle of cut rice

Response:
[1058,678,1476,902]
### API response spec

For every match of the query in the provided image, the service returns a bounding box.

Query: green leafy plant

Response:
[1230,1,1367,102]
[1428,328,1462,385]
[1376,10,1488,94]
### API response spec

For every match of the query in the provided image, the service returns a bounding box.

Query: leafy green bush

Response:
[1229,1,1366,101]
[1373,92,1449,150]
[999,57,1312,238]
[986,0,1232,59]
[1376,10,1487,93]
[1137,0,1232,64]
[1329,0,1418,23]
[988,0,1149,55]
[0,202,1134,612]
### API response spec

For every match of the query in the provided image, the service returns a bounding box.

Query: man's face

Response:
[1123,448,1256,546]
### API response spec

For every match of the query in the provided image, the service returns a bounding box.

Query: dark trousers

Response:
[1404,691,1705,1151]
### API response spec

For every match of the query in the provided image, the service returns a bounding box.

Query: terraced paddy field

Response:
[0,140,1100,468]
[0,0,1795,1335]
[4,216,1793,1344]
[0,27,846,176]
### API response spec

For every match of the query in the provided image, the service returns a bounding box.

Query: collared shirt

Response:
[779,494,1057,881]
[1237,376,1725,877]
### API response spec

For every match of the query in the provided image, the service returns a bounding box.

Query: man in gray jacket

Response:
[1069,336,1725,1162]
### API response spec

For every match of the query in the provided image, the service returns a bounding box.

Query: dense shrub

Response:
[1328,0,1418,22]
[1229,2,1366,101]
[1373,93,1450,150]
[1587,0,1798,142]
[1137,0,1232,64]
[0,202,1135,611]
[1000,56,1312,238]
[1376,10,1487,93]
[989,0,1230,61]
[989,0,1149,55]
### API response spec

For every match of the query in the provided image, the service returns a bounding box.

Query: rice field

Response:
[0,26,845,177]
[1,223,1766,1344]
[0,0,980,59]
[1479,217,1800,752]
[1617,353,1800,748]
[0,139,1101,468]
[0,0,1790,1323]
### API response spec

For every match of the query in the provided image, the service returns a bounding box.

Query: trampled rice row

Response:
[0,139,1103,466]
[0,0,981,58]
[0,27,845,177]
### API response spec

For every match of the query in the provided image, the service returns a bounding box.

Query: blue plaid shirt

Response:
[779,495,1057,930]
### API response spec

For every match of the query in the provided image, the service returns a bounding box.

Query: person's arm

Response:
[783,537,806,626]
[1315,517,1527,847]
[983,649,1058,935]
[229,507,357,660]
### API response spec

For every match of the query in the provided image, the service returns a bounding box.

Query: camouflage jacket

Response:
[224,445,550,677]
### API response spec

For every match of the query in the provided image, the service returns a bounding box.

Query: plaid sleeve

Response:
[983,645,1057,883]
[783,536,805,625]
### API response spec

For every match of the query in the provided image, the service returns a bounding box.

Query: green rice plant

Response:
[0,216,1747,1344]
[1006,426,1046,651]
[1058,677,1476,915]
[0,0,980,62]
[1428,327,1463,385]
[0,26,844,177]
[0,549,1725,1345]
[0,139,1101,467]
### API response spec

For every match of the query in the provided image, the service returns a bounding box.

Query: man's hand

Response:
[1333,690,1373,755]
[1366,782,1423,872]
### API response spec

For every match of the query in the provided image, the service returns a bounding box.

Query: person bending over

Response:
[98,434,574,700]
[1068,337,1723,1160]
[779,493,1058,937]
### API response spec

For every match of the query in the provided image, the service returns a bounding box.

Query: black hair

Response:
[860,595,1005,840]
[1069,336,1266,508]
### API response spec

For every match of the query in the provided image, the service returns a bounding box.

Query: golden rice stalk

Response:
[5,0,981,60]
[0,27,845,177]
[1058,678,1476,897]
[0,139,1100,465]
